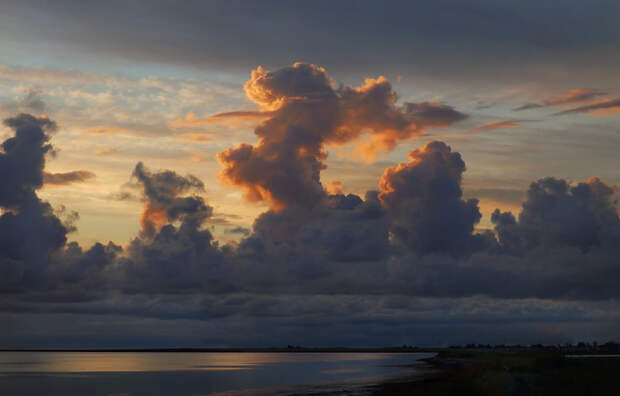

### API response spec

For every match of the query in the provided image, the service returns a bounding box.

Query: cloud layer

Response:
[1,63,620,346]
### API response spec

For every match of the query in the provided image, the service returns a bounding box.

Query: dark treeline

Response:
[1,342,618,354]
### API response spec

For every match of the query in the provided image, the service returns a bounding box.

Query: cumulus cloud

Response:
[379,141,492,256]
[3,101,618,303]
[43,170,95,186]
[492,177,620,253]
[0,114,69,292]
[324,181,344,195]
[0,114,56,208]
[112,162,227,294]
[218,63,466,210]
[131,162,210,233]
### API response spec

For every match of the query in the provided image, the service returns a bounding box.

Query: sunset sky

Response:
[2,0,620,347]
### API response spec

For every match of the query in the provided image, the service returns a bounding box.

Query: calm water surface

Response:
[0,352,433,395]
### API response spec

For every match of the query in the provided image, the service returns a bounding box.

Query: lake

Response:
[0,351,433,395]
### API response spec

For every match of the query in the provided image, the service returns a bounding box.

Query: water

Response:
[0,352,433,395]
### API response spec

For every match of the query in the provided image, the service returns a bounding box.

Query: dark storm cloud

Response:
[131,162,210,233]
[492,177,620,253]
[120,162,226,293]
[5,295,615,348]
[378,141,493,256]
[43,170,95,185]
[3,1,620,84]
[0,114,69,292]
[0,114,55,208]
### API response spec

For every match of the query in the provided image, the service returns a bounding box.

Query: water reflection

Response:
[0,352,433,396]
[0,352,423,373]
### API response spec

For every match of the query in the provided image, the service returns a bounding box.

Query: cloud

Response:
[3,55,620,346]
[3,1,620,88]
[94,147,118,155]
[0,88,47,115]
[131,162,210,233]
[554,98,620,116]
[225,226,251,235]
[465,188,525,206]
[514,88,607,111]
[513,103,543,111]
[379,141,493,256]
[217,63,466,210]
[0,114,56,208]
[3,107,618,303]
[43,170,95,186]
[170,111,272,129]
[474,120,519,131]
[492,177,620,254]
[19,88,46,113]
[324,181,344,195]
[176,131,214,143]
[79,126,128,135]
[545,89,607,106]
[0,114,70,292]
[429,120,521,139]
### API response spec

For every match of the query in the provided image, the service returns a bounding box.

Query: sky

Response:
[1,0,620,347]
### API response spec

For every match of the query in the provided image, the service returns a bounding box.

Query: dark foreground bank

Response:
[369,349,620,396]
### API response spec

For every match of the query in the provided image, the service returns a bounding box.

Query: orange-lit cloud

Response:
[545,88,606,106]
[324,181,344,195]
[378,141,483,255]
[217,63,467,210]
[555,98,620,116]
[80,126,128,135]
[176,131,214,143]
[131,162,208,233]
[474,120,519,131]
[170,111,272,128]
[140,205,168,231]
[94,147,118,155]
[43,170,95,186]
[429,120,520,139]
[514,88,607,111]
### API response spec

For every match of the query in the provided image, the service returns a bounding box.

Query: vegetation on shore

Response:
[373,348,620,395]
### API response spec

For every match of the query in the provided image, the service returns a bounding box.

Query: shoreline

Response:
[0,347,439,353]
[369,349,620,395]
